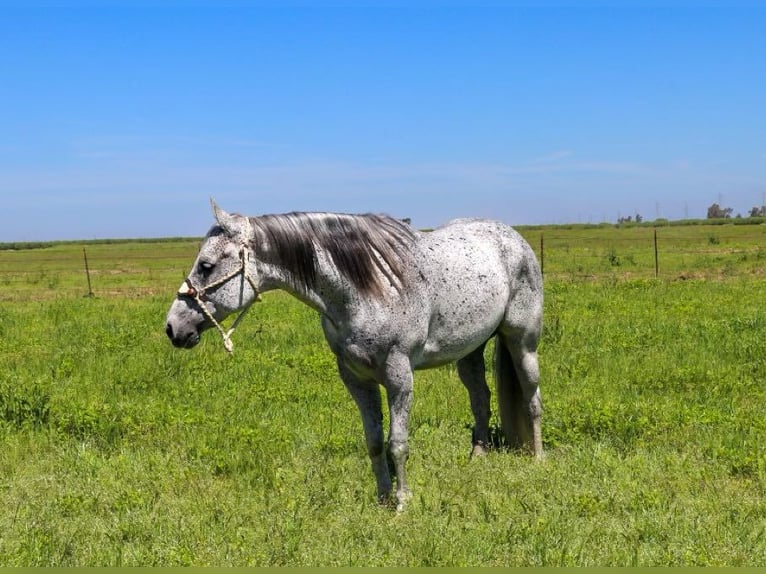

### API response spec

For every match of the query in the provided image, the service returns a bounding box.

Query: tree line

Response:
[706,203,766,219]
[618,202,766,224]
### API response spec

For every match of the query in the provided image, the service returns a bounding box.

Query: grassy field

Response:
[0,223,765,565]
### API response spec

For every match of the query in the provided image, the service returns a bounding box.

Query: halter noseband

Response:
[177,236,262,353]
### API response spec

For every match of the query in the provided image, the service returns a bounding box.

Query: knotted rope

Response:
[177,222,261,353]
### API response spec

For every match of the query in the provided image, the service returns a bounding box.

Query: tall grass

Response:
[0,229,764,565]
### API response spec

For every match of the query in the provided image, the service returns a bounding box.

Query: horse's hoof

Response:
[470,442,489,458]
[471,445,488,458]
[395,489,412,513]
[378,491,396,509]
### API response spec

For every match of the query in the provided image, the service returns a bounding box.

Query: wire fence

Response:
[524,225,766,282]
[0,240,202,302]
[1,225,765,302]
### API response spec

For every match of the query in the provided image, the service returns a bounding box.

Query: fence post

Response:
[653,228,659,278]
[540,233,545,277]
[83,248,94,297]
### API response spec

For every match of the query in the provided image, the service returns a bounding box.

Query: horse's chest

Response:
[321,316,389,379]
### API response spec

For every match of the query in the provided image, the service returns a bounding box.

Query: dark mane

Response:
[252,212,416,297]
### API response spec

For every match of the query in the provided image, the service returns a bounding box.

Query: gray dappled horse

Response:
[166,201,543,511]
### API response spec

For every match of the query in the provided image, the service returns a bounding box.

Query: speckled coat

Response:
[166,202,543,511]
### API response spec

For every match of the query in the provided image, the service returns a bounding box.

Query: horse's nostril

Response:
[165,323,174,340]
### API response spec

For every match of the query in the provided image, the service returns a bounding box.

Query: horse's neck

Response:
[256,246,349,319]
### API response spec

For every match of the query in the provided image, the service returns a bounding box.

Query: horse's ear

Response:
[210,198,238,235]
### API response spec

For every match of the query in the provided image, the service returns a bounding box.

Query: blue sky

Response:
[2,3,765,241]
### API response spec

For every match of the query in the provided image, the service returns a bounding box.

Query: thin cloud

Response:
[529,150,575,164]
[70,134,282,161]
[0,154,708,199]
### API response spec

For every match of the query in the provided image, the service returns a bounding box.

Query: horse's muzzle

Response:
[165,322,200,349]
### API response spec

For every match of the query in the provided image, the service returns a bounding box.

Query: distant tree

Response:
[617,213,642,224]
[749,206,766,217]
[707,203,733,219]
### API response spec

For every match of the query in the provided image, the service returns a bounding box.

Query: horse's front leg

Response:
[337,361,393,505]
[383,352,414,512]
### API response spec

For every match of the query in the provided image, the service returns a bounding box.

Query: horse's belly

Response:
[412,306,504,369]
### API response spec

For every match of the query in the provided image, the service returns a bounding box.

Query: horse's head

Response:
[165,200,261,350]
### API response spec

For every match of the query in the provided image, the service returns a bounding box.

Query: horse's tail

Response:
[493,335,527,449]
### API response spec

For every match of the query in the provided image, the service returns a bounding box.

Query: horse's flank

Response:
[252,212,416,298]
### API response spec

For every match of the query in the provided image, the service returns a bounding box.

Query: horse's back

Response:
[419,217,540,290]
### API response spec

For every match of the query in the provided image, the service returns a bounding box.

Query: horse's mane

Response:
[252,212,416,297]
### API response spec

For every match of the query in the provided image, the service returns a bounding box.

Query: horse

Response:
[165,200,544,511]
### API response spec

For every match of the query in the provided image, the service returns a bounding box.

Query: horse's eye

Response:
[198,261,215,274]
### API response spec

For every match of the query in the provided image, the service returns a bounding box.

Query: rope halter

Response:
[177,226,262,353]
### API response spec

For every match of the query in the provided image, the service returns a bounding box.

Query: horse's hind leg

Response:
[495,331,543,458]
[456,342,491,457]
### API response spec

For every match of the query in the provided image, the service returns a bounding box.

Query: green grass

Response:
[0,225,765,565]
[517,222,766,280]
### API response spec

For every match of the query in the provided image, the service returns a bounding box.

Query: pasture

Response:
[0,222,765,565]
